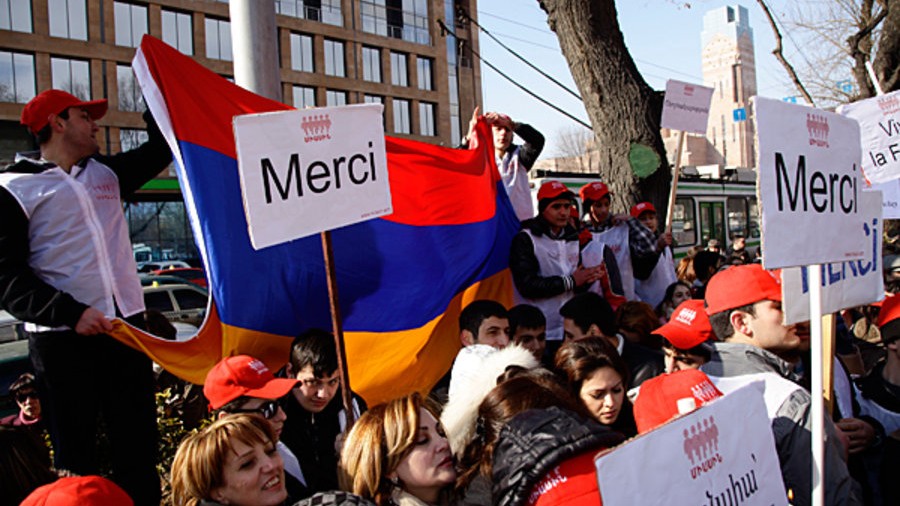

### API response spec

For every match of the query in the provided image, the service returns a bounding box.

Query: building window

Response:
[324,39,344,77]
[161,10,193,55]
[48,0,87,40]
[392,98,410,134]
[362,46,381,83]
[276,0,342,26]
[0,0,32,33]
[326,89,346,106]
[292,85,315,108]
[114,2,147,48]
[391,52,407,86]
[416,56,432,91]
[120,128,148,151]
[289,33,314,73]
[360,0,429,45]
[0,51,35,103]
[364,94,383,104]
[418,102,435,136]
[117,64,144,112]
[205,17,232,61]
[51,57,90,100]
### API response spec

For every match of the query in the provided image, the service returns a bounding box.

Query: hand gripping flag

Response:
[110,36,520,405]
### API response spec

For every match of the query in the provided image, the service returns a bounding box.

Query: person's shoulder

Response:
[0,413,19,426]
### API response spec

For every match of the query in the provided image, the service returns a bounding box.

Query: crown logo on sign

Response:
[675,308,697,326]
[683,416,722,477]
[807,113,830,148]
[684,85,695,97]
[877,95,900,115]
[302,114,332,143]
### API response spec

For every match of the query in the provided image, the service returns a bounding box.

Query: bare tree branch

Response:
[756,0,817,105]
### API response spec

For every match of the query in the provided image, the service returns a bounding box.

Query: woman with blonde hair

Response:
[339,393,455,506]
[170,414,287,506]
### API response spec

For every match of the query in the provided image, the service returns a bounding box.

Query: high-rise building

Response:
[700,3,756,169]
[0,0,482,260]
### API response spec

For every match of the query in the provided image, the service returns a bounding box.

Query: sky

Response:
[475,0,806,159]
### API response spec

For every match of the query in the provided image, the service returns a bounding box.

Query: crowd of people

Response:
[0,91,898,506]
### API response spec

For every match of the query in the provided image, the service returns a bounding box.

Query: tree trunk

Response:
[873,0,900,93]
[539,0,670,215]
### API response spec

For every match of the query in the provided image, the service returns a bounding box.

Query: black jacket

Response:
[508,218,582,300]
[491,406,624,506]
[621,339,664,388]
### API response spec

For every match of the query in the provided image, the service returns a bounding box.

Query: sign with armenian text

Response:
[234,104,391,249]
[595,383,786,506]
[782,190,884,325]
[661,80,715,134]
[755,97,866,269]
[837,89,900,185]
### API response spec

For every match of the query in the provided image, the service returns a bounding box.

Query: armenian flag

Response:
[110,36,519,405]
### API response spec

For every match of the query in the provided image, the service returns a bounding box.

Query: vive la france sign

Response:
[781,190,884,325]
[234,104,391,250]
[837,89,900,185]
[595,383,786,506]
[755,97,866,269]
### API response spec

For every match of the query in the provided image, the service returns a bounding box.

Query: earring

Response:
[388,476,400,488]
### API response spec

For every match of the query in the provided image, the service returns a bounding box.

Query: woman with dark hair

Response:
[655,280,693,324]
[456,368,623,505]
[555,337,637,437]
[339,393,455,506]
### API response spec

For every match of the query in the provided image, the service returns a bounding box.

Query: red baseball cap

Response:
[655,299,713,350]
[21,476,133,506]
[578,182,610,202]
[704,264,782,315]
[204,355,298,410]
[21,89,108,135]
[537,180,574,202]
[877,293,900,327]
[630,202,656,219]
[633,369,723,434]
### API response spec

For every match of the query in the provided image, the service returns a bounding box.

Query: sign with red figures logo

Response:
[234,104,391,249]
[661,79,715,134]
[755,97,866,269]
[595,383,787,506]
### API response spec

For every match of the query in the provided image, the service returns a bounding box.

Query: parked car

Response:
[138,260,191,273]
[142,284,209,328]
[150,267,207,288]
[139,274,192,287]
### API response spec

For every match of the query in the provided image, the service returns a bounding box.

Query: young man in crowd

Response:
[510,181,604,348]
[458,299,510,349]
[204,355,309,501]
[463,108,545,221]
[652,299,713,373]
[559,292,664,387]
[281,329,367,496]
[1,372,48,461]
[508,303,547,363]
[0,90,172,504]
[702,264,860,506]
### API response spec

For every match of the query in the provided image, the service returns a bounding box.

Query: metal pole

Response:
[229,0,281,100]
[809,265,824,506]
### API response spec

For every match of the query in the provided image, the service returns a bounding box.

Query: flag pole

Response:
[321,230,356,426]
[809,265,824,506]
[665,130,686,232]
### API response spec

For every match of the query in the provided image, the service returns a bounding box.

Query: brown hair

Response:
[338,393,443,506]
[455,368,582,491]
[554,336,630,400]
[616,301,662,348]
[169,414,277,506]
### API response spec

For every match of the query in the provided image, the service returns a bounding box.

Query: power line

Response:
[479,10,556,36]
[458,8,582,100]
[438,19,592,129]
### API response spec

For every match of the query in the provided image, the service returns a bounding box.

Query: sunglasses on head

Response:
[15,391,38,403]
[229,400,279,420]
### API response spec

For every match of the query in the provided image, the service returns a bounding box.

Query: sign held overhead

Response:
[234,104,392,250]
[661,80,715,134]
[755,97,866,269]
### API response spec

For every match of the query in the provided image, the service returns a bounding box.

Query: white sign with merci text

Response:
[233,104,392,250]
[781,190,884,325]
[755,97,866,269]
[661,79,715,134]
[596,383,786,506]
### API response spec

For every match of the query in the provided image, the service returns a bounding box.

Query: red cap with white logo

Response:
[704,264,782,315]
[655,299,713,350]
[203,355,298,410]
[630,202,656,219]
[633,369,723,434]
